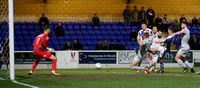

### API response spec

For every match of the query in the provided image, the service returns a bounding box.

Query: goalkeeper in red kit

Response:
[29,26,60,75]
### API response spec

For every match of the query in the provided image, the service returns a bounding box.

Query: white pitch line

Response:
[12,80,39,88]
[111,72,200,77]
[0,77,5,80]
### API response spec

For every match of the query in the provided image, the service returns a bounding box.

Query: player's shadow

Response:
[15,75,32,80]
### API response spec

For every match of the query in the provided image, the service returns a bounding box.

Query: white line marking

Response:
[111,72,200,77]
[12,80,39,88]
[0,78,5,80]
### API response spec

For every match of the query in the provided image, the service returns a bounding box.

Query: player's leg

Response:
[130,56,149,74]
[157,57,165,73]
[181,57,195,73]
[29,58,41,75]
[0,57,4,69]
[6,57,9,70]
[150,54,158,72]
[49,55,58,74]
[175,53,187,73]
[176,46,194,73]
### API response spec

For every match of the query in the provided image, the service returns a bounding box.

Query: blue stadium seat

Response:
[74,22,79,25]
[15,46,20,51]
[96,35,103,40]
[110,35,117,40]
[71,35,77,40]
[19,46,27,51]
[49,22,54,25]
[27,46,33,51]
[58,40,65,45]
[49,24,54,30]
[77,35,84,40]
[52,40,59,45]
[63,25,67,30]
[14,41,18,46]
[107,30,114,35]
[68,25,74,30]
[25,40,32,45]
[15,30,21,35]
[14,25,21,30]
[117,35,123,40]
[28,25,34,30]
[58,36,64,40]
[24,35,30,40]
[112,25,118,30]
[64,35,70,39]
[88,30,95,35]
[82,30,88,35]
[111,22,118,26]
[31,35,36,40]
[80,25,86,30]
[114,30,120,35]
[22,31,29,35]
[35,25,40,30]
[103,35,110,39]
[118,22,124,26]
[80,22,86,25]
[120,30,126,35]
[87,25,93,30]
[74,25,80,30]
[83,47,88,50]
[83,35,91,40]
[17,35,24,40]
[90,35,97,40]
[75,30,82,35]
[67,22,73,25]
[100,25,106,30]
[101,30,108,35]
[21,25,28,30]
[51,37,58,40]
[69,30,75,35]
[106,25,112,30]
[18,40,25,46]
[47,41,53,46]
[94,26,99,30]
[94,30,101,34]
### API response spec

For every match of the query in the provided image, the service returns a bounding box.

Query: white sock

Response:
[184,61,192,69]
[52,71,55,73]
[29,71,33,73]
[131,66,145,70]
[177,59,186,68]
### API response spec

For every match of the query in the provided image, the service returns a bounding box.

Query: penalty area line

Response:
[12,80,39,88]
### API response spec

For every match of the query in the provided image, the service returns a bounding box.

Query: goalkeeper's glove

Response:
[47,47,55,52]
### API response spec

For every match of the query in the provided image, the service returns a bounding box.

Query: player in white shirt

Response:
[136,22,153,72]
[148,30,165,72]
[174,22,195,73]
[130,33,153,74]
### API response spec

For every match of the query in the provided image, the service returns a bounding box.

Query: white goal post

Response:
[8,0,14,80]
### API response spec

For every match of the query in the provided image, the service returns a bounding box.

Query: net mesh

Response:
[0,0,9,79]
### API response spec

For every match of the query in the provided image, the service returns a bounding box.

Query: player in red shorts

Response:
[29,26,60,75]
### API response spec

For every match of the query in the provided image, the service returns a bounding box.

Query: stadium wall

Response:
[11,50,200,69]
[13,0,200,22]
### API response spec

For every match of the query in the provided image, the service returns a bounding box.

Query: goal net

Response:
[0,0,9,79]
[0,0,14,80]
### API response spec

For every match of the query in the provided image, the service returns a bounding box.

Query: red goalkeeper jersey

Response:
[32,33,49,52]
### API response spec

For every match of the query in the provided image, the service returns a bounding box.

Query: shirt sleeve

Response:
[182,29,187,34]
[142,40,147,45]
[42,36,48,49]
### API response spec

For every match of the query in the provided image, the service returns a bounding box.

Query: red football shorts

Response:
[33,50,52,59]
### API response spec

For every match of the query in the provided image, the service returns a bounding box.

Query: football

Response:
[95,63,102,70]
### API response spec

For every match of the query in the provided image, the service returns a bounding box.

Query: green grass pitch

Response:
[1,67,200,88]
